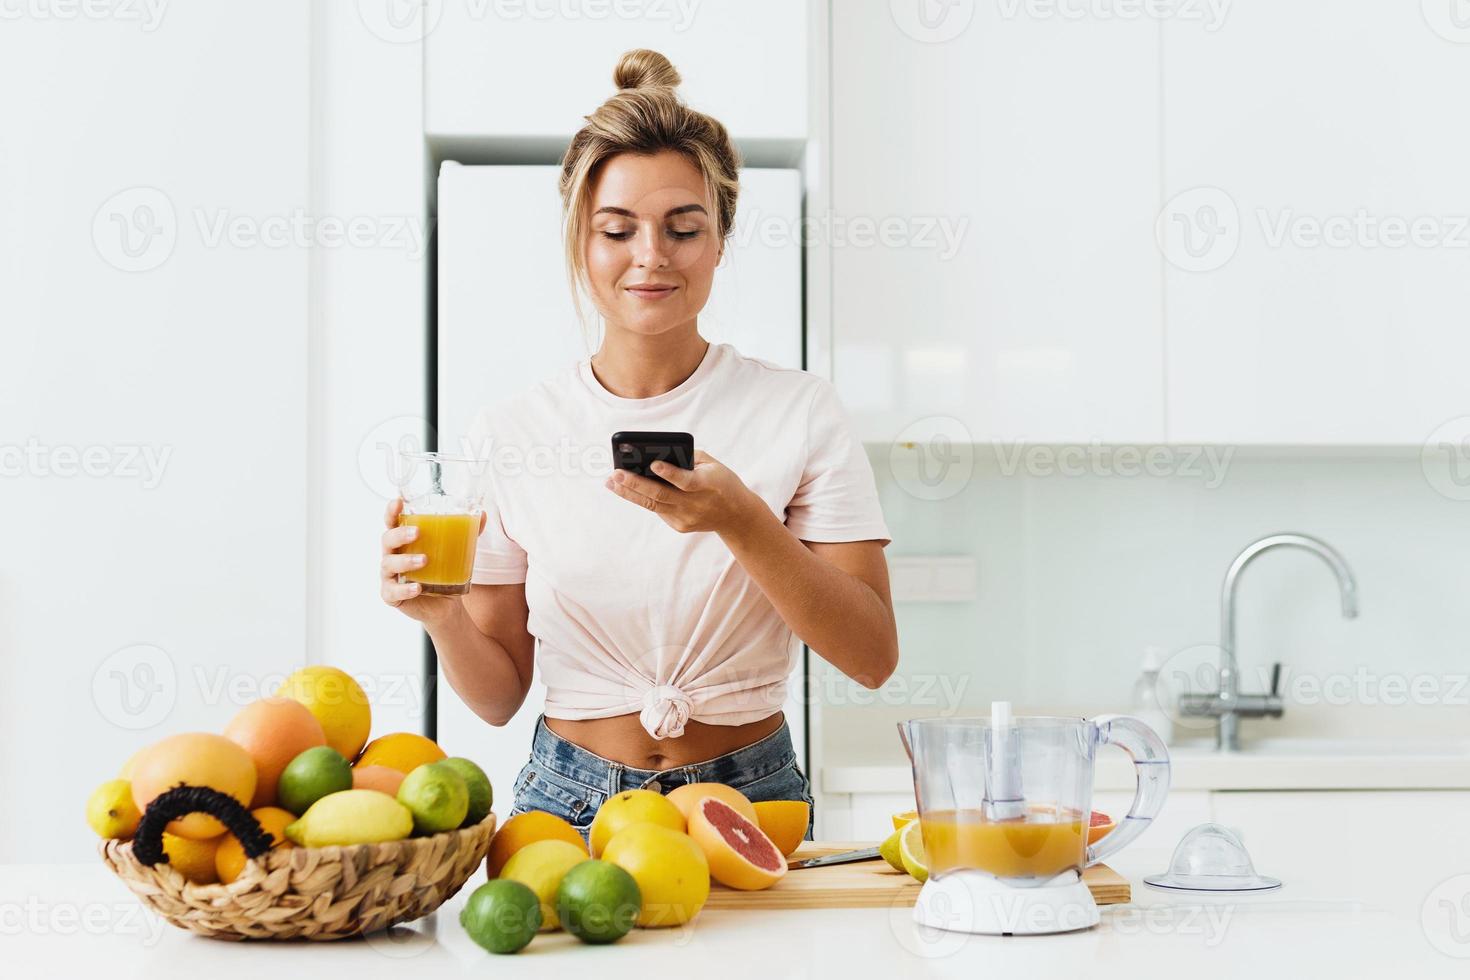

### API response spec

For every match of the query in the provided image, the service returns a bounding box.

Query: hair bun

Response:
[614,48,681,91]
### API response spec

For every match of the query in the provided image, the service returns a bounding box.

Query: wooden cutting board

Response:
[704,841,1129,910]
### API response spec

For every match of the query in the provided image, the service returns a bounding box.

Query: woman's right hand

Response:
[380,497,456,625]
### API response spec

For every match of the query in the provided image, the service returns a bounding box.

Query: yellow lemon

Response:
[215,807,295,884]
[86,779,141,840]
[275,666,372,759]
[499,838,589,931]
[162,832,221,885]
[898,820,928,883]
[284,789,413,847]
[485,811,587,878]
[602,823,709,927]
[892,809,919,831]
[355,732,445,774]
[588,789,685,858]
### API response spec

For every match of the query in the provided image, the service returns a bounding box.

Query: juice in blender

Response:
[922,809,1086,880]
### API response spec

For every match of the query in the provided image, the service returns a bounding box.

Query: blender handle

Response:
[1086,714,1171,868]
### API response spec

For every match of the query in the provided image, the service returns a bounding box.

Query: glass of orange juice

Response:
[393,451,489,596]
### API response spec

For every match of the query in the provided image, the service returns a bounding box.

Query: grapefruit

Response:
[688,797,787,890]
[223,697,327,807]
[352,764,406,797]
[602,823,709,927]
[665,782,757,823]
[752,800,809,857]
[486,811,587,878]
[275,666,372,759]
[130,733,257,840]
[588,789,685,858]
[1088,810,1115,844]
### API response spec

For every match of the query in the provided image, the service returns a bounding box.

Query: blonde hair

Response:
[558,48,742,334]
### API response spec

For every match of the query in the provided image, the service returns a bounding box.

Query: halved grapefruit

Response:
[666,782,757,824]
[688,797,788,890]
[1088,810,1115,844]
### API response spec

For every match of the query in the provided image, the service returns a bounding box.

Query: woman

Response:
[379,49,897,841]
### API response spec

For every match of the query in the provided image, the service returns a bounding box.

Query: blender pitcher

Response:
[897,703,1169,935]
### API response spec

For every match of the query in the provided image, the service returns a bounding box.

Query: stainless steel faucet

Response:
[1179,533,1359,751]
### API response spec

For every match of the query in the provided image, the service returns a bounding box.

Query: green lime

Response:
[460,879,541,954]
[438,757,493,826]
[397,761,469,834]
[554,859,641,944]
[276,746,352,815]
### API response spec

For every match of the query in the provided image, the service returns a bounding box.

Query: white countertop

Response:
[6,842,1467,978]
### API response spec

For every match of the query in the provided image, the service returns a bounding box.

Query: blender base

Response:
[913,869,1100,936]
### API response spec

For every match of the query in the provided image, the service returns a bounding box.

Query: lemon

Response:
[275,666,372,759]
[397,762,469,834]
[878,827,906,873]
[86,779,141,840]
[500,838,589,931]
[891,809,919,831]
[602,823,710,928]
[588,789,685,858]
[285,789,413,847]
[898,820,928,883]
[162,832,221,884]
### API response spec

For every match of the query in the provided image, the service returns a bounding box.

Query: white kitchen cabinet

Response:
[828,4,1164,445]
[1161,4,1470,444]
[435,162,803,802]
[425,0,807,144]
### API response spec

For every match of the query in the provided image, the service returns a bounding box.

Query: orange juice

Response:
[397,512,479,595]
[921,808,1086,879]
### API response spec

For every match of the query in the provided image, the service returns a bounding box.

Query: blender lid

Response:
[1144,823,1282,892]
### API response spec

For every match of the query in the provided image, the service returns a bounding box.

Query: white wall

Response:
[0,3,310,861]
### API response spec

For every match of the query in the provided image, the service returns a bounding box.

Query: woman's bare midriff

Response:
[544,710,786,770]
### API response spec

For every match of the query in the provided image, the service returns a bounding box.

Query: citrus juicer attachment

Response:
[898,704,1171,935]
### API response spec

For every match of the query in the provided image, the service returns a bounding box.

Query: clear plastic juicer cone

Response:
[897,714,1170,885]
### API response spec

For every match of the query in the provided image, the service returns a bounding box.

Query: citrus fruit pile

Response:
[462,782,811,955]
[85,665,492,886]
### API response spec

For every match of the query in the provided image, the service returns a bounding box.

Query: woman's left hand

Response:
[604,450,760,535]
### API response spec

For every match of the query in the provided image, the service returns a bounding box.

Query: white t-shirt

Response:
[466,341,891,740]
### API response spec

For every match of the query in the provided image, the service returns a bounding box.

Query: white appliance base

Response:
[912,869,1101,936]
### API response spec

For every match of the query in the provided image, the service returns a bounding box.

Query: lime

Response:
[276,746,352,815]
[878,827,906,873]
[555,859,641,944]
[438,757,493,826]
[397,762,469,834]
[898,820,928,883]
[460,879,541,954]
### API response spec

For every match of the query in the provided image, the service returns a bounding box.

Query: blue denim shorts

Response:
[509,714,815,843]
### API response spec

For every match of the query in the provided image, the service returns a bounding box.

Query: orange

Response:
[214,806,294,884]
[162,832,221,885]
[602,823,710,927]
[688,797,786,890]
[223,697,327,807]
[665,782,757,824]
[275,666,372,759]
[352,764,406,797]
[752,800,809,857]
[588,789,685,858]
[131,734,257,840]
[354,732,446,774]
[485,810,587,878]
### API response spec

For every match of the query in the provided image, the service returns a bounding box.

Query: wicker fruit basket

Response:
[100,786,496,941]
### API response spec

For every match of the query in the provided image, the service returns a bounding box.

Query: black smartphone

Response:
[611,431,695,487]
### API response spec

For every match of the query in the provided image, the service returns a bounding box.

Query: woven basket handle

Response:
[132,785,275,868]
